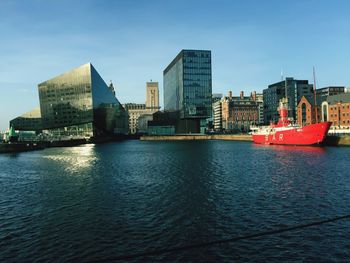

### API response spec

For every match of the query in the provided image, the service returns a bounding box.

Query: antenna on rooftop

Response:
[281,68,284,81]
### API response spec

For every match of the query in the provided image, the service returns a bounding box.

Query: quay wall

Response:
[325,135,350,146]
[339,136,350,145]
[140,134,350,146]
[140,134,252,141]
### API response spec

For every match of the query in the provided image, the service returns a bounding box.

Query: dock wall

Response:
[140,134,350,146]
[325,135,350,146]
[140,134,252,141]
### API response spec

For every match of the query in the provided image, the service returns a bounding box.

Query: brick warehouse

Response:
[326,93,350,128]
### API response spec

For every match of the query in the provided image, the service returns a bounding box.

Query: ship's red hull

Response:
[252,122,332,146]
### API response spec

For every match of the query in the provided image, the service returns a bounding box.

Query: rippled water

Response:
[1,141,350,262]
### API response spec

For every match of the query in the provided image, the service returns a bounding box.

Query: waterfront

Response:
[1,141,350,262]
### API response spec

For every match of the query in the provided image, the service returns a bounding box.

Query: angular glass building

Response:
[164,50,212,119]
[38,63,127,138]
[10,107,42,132]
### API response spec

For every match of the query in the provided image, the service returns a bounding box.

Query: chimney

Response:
[240,91,244,99]
[252,91,256,101]
[228,91,232,99]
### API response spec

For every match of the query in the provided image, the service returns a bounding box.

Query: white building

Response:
[213,100,222,130]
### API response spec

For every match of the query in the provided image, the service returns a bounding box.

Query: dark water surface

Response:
[1,141,350,262]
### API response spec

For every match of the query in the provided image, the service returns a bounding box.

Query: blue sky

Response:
[1,0,350,131]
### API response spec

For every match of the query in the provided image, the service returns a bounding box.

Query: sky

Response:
[1,0,350,131]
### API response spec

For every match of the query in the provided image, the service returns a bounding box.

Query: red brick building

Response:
[327,93,350,128]
[296,96,321,126]
[297,93,350,130]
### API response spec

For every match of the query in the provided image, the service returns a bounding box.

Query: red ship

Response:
[252,98,332,146]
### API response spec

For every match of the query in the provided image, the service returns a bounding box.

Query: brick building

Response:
[326,93,350,129]
[297,93,350,130]
[221,91,259,132]
[296,96,322,126]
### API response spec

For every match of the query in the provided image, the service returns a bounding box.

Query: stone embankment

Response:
[141,134,350,146]
[325,135,350,146]
[140,134,252,141]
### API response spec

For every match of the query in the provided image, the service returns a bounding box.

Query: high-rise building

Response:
[263,78,314,124]
[37,63,127,138]
[163,49,212,120]
[146,81,160,110]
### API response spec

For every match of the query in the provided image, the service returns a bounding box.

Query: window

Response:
[302,103,307,124]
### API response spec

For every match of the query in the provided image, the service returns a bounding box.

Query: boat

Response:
[252,97,332,145]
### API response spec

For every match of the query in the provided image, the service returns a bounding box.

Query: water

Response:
[1,141,350,262]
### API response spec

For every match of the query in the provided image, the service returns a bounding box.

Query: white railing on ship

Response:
[328,127,350,135]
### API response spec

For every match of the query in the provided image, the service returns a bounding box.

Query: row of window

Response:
[330,105,350,110]
[333,120,350,124]
[330,113,350,117]
[183,71,211,76]
[183,52,210,58]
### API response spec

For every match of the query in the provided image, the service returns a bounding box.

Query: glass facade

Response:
[38,63,127,138]
[164,56,183,112]
[38,63,93,131]
[263,78,313,124]
[10,107,42,132]
[164,50,212,119]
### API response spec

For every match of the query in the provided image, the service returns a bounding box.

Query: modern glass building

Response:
[316,86,345,97]
[163,49,212,120]
[263,78,314,124]
[38,63,127,138]
[10,107,42,132]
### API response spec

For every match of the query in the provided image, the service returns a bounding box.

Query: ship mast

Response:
[313,67,318,123]
[284,77,287,101]
[284,77,288,118]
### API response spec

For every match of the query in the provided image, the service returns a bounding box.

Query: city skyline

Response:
[1,0,350,131]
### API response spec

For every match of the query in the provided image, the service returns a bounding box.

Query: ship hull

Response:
[252,122,332,146]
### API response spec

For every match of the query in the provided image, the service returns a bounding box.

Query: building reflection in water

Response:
[43,144,97,173]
